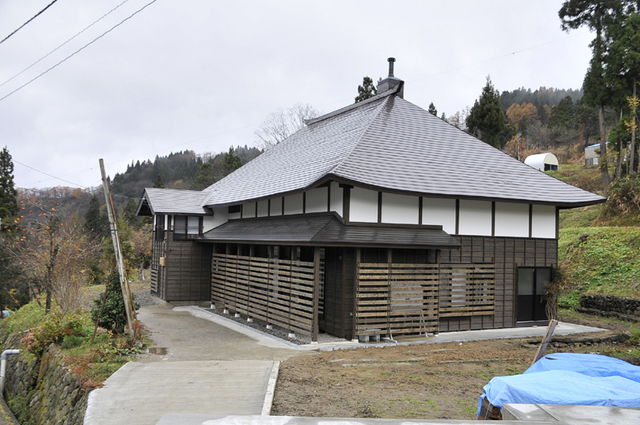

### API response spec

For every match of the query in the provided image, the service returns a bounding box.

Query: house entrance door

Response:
[517,267,551,322]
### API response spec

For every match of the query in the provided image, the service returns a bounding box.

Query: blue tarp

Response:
[478,353,640,416]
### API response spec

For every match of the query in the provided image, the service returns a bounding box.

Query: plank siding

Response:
[439,235,557,332]
[162,235,212,301]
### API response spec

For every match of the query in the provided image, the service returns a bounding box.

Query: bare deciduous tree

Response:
[254,103,320,150]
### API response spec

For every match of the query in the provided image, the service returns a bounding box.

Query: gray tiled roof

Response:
[139,188,210,215]
[200,213,460,249]
[201,91,604,208]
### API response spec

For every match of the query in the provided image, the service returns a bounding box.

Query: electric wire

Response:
[0,0,59,45]
[0,0,158,103]
[14,159,86,188]
[0,0,131,90]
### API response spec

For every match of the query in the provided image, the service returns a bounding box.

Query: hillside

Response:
[540,149,640,308]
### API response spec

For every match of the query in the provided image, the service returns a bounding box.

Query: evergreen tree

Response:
[153,174,164,188]
[121,198,141,229]
[222,147,242,177]
[0,147,18,222]
[91,271,137,334]
[355,76,378,103]
[549,96,576,129]
[466,76,506,148]
[192,162,216,190]
[560,0,633,187]
[85,196,108,239]
[428,103,438,116]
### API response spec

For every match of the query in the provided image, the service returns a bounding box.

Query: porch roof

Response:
[199,213,461,249]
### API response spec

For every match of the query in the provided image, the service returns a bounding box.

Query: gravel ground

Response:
[202,308,345,345]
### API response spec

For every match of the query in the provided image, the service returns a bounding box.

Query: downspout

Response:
[0,349,20,396]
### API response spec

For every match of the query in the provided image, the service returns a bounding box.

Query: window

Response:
[174,215,201,240]
[154,215,165,241]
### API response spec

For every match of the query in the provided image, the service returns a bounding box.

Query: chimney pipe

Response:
[377,57,403,98]
[387,57,396,78]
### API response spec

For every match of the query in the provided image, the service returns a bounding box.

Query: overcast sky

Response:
[0,0,593,190]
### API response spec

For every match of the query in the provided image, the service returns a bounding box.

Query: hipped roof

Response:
[200,88,604,209]
[139,86,605,216]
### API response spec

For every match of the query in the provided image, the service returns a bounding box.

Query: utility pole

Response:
[99,158,135,335]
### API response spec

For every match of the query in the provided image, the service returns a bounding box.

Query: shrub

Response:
[602,174,640,224]
[91,271,138,334]
[21,309,87,356]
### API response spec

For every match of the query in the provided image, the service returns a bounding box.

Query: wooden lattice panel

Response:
[439,264,495,317]
[211,253,317,336]
[355,263,440,337]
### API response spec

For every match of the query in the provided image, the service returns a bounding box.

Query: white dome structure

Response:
[524,153,559,172]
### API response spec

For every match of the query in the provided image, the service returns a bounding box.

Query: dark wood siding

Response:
[161,234,212,301]
[320,247,356,340]
[439,236,557,332]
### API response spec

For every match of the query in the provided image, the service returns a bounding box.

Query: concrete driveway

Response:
[83,304,304,425]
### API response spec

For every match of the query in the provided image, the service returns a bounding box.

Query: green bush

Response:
[20,309,87,356]
[91,271,138,334]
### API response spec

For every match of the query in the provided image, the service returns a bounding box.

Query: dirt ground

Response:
[271,329,635,421]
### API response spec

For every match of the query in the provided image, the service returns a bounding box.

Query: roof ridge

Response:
[306,83,401,126]
[325,95,393,176]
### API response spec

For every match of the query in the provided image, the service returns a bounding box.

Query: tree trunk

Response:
[598,105,611,189]
[617,110,624,179]
[630,79,637,174]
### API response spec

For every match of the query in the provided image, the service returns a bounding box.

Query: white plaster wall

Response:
[532,204,556,239]
[270,197,283,216]
[203,207,229,231]
[350,187,378,223]
[243,202,256,218]
[423,198,456,234]
[458,200,492,236]
[381,193,419,224]
[329,182,343,217]
[284,193,303,215]
[257,200,269,217]
[494,202,529,237]
[228,212,241,220]
[306,187,328,213]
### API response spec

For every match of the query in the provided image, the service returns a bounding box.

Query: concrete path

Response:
[84,304,608,425]
[84,304,302,425]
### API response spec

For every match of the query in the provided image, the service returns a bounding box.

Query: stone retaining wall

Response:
[3,335,90,425]
[578,294,640,322]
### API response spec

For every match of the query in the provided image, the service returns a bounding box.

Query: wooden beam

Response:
[99,159,135,336]
[531,319,558,366]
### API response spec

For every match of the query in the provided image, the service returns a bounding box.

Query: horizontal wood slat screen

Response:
[355,263,440,337]
[439,264,495,318]
[211,253,317,336]
[355,263,495,337]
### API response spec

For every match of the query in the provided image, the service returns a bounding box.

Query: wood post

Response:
[312,247,321,342]
[99,159,136,336]
[531,319,558,366]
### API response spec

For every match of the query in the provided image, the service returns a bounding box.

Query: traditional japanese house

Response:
[137,59,605,342]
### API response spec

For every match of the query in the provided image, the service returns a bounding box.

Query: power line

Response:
[0,0,158,103]
[0,0,59,45]
[14,159,86,188]
[0,0,131,90]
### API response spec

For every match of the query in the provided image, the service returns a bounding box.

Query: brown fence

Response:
[211,253,317,336]
[355,263,440,337]
[355,263,495,338]
[439,264,495,317]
